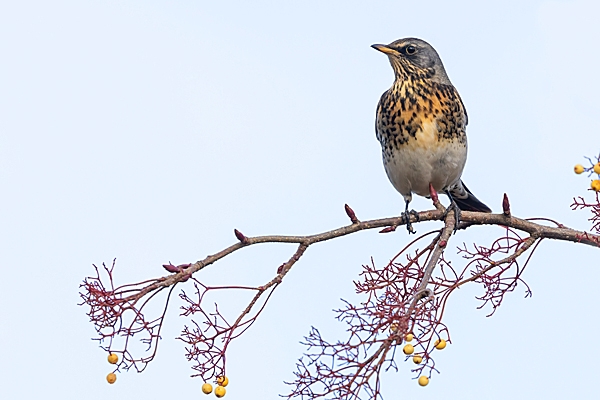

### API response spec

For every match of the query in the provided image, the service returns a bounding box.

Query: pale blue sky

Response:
[1,1,599,399]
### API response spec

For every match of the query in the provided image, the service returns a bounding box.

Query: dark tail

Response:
[448,181,492,213]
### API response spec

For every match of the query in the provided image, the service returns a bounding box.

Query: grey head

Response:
[371,37,451,85]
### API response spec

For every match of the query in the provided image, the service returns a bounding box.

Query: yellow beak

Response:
[371,44,397,55]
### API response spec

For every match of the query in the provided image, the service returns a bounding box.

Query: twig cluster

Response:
[80,260,175,373]
[572,191,600,235]
[79,187,600,397]
[177,280,277,381]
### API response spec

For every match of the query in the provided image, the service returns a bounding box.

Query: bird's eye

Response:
[405,45,417,55]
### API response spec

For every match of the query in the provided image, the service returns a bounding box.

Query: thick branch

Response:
[407,210,455,313]
[130,209,600,301]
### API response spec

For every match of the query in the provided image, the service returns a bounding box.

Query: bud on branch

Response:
[234,229,249,245]
[503,193,511,217]
[344,204,359,224]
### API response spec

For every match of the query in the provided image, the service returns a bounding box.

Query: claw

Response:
[401,199,419,234]
[452,203,461,232]
[409,209,420,222]
[444,191,462,233]
[401,209,419,234]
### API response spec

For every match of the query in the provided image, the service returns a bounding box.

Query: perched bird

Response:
[372,37,491,232]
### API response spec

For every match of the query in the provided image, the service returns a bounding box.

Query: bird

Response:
[372,37,491,233]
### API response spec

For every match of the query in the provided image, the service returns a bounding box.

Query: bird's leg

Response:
[401,199,419,234]
[444,190,461,233]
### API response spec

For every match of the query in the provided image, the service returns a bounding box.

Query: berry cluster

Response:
[573,156,600,191]
[202,376,229,398]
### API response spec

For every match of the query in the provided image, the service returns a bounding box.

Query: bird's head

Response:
[371,38,451,85]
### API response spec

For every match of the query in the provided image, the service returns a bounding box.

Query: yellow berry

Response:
[202,383,213,394]
[418,376,429,387]
[107,353,119,364]
[215,386,226,398]
[592,180,600,192]
[403,344,414,355]
[594,163,600,175]
[405,333,414,342]
[412,355,423,364]
[389,323,398,333]
[216,376,229,387]
[434,339,447,350]
[106,373,117,384]
[574,164,585,174]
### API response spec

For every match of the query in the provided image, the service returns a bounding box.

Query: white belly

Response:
[383,122,467,201]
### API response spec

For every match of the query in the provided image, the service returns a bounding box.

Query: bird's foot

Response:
[401,209,420,234]
[442,202,461,233]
